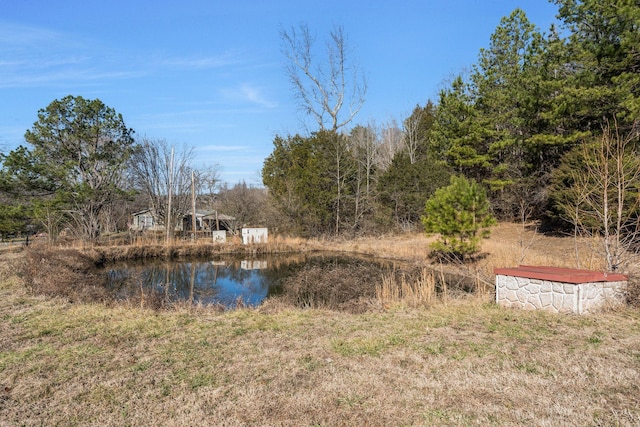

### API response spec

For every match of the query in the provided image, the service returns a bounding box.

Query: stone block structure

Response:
[494,265,627,314]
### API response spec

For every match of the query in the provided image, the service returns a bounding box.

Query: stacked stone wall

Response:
[496,274,626,314]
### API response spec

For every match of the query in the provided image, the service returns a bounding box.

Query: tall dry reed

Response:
[376,268,438,308]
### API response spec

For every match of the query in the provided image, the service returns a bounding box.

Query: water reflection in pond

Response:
[106,253,400,309]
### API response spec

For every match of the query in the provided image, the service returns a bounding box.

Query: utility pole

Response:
[191,170,196,240]
[166,146,174,244]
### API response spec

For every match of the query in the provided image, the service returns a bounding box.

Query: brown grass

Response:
[20,246,111,304]
[273,257,389,313]
[1,257,639,426]
[2,225,640,425]
[311,222,640,307]
[376,268,438,308]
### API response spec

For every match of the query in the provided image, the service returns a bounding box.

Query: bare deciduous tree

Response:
[214,182,268,230]
[350,124,378,197]
[347,124,379,232]
[280,24,367,234]
[403,112,420,165]
[129,138,195,241]
[280,23,367,132]
[196,164,221,209]
[377,120,403,171]
[562,119,640,271]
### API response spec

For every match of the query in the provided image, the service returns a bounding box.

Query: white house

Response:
[130,209,164,231]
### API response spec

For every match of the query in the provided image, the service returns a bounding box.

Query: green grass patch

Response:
[516,362,541,374]
[331,333,406,357]
[423,408,477,425]
[587,332,604,346]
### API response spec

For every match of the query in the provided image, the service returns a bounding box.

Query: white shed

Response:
[242,228,268,244]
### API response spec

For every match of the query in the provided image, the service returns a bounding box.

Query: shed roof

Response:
[132,209,153,216]
[494,265,627,284]
[202,212,236,221]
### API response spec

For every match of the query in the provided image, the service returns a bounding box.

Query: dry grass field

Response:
[1,224,639,426]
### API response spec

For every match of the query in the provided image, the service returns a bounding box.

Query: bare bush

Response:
[275,258,385,312]
[21,245,109,303]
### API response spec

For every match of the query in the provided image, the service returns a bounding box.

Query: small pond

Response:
[106,252,405,310]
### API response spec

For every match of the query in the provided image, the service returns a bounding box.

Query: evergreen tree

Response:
[0,204,29,240]
[430,76,490,181]
[422,175,496,259]
[1,96,134,240]
[262,131,353,235]
[377,151,450,228]
[469,9,572,218]
[553,0,640,125]
[544,0,640,224]
[431,4,640,221]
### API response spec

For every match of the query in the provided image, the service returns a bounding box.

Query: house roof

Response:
[202,212,236,221]
[132,209,153,216]
[132,208,235,221]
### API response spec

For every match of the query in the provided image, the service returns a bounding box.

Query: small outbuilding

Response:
[182,210,237,234]
[242,228,268,244]
[130,209,164,231]
[495,265,627,314]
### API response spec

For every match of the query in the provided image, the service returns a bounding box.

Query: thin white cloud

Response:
[197,145,249,152]
[240,84,277,109]
[0,22,66,47]
[219,83,277,109]
[0,22,145,89]
[136,121,207,133]
[138,109,224,119]
[159,52,242,70]
[0,67,145,89]
[0,60,27,67]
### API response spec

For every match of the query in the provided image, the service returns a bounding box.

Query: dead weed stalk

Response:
[376,268,438,308]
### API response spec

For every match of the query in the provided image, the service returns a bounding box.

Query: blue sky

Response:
[0,0,560,185]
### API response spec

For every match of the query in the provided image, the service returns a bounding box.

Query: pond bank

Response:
[18,241,474,312]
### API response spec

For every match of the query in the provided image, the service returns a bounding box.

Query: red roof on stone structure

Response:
[493,265,628,284]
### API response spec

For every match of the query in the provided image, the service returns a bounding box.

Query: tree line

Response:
[263,0,640,252]
[0,95,272,242]
[1,0,638,256]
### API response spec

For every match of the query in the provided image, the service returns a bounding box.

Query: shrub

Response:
[421,175,496,260]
